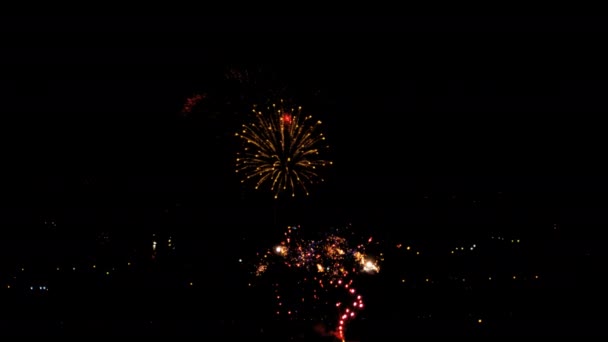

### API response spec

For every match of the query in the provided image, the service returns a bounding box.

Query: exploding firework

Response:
[253,225,380,341]
[235,100,332,199]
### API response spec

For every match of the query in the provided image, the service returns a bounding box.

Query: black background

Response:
[1,16,608,338]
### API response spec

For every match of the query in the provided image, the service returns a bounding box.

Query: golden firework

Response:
[235,99,332,199]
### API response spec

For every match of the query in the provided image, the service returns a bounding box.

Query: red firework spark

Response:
[181,94,205,114]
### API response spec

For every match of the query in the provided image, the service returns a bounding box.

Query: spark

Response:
[181,94,205,115]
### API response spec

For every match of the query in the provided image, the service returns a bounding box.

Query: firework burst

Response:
[235,99,332,199]
[253,225,380,341]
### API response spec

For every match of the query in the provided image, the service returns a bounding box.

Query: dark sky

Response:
[2,15,608,229]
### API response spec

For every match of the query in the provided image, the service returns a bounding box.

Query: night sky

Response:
[2,16,608,338]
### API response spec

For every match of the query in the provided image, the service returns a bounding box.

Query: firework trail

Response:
[253,224,379,341]
[235,99,332,199]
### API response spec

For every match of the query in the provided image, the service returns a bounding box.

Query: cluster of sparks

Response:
[254,225,379,341]
[235,100,332,199]
[181,93,205,114]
